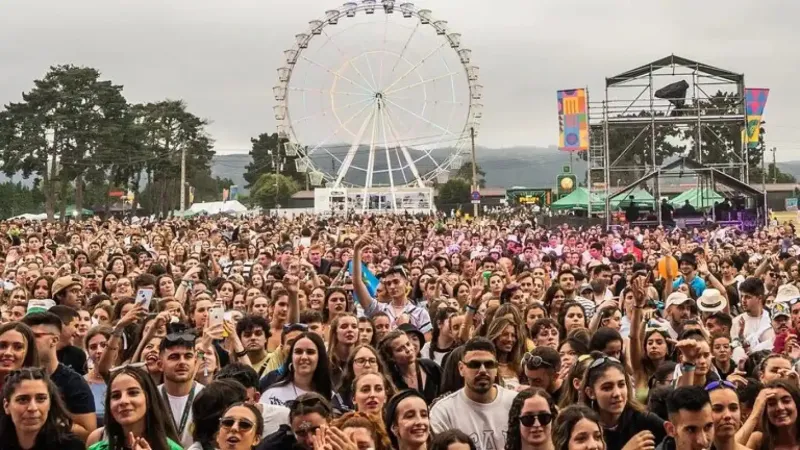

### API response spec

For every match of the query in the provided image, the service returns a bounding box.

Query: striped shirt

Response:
[363,299,432,333]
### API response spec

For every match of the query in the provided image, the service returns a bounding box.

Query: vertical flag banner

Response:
[557,89,589,152]
[745,88,769,148]
[346,260,379,303]
[230,185,240,200]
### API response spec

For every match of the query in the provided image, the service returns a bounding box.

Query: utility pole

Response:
[470,126,479,218]
[179,145,186,217]
[772,146,777,183]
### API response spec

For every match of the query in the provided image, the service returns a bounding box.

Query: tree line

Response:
[0,64,233,220]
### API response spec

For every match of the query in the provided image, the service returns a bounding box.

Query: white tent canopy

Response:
[186,200,249,216]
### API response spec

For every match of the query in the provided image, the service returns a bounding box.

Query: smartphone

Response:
[209,307,224,328]
[135,288,154,311]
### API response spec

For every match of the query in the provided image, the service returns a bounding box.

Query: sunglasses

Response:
[219,417,255,432]
[283,323,309,334]
[164,332,196,344]
[463,359,498,370]
[519,412,554,427]
[704,380,736,392]
[589,356,621,371]
[522,354,554,370]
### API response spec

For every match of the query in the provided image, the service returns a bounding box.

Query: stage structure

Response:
[272,1,482,214]
[586,55,756,226]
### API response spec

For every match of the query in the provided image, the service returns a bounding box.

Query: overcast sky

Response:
[1,0,798,160]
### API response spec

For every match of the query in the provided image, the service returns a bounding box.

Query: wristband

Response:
[234,349,248,358]
[465,305,478,314]
[111,328,124,338]
[681,363,696,372]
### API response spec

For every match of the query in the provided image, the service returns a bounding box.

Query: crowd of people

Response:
[0,212,798,450]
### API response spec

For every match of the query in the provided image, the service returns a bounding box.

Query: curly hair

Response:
[332,411,392,450]
[505,388,556,450]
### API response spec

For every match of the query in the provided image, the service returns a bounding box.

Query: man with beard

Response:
[660,386,714,450]
[237,315,272,378]
[664,292,696,339]
[707,382,749,450]
[158,330,204,448]
[748,303,792,353]
[430,337,516,450]
[730,277,772,362]
[353,235,432,337]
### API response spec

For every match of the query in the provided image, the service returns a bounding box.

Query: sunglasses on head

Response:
[219,417,255,431]
[704,380,736,392]
[462,359,498,370]
[522,354,554,370]
[588,356,621,371]
[519,412,554,427]
[165,332,196,344]
[283,323,309,334]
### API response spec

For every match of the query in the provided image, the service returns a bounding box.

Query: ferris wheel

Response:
[272,1,482,194]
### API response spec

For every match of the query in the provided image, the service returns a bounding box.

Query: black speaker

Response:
[655,80,690,116]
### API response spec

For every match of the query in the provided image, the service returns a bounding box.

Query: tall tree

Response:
[0,65,131,221]
[137,100,215,217]
[251,173,299,209]
[453,161,486,188]
[244,132,304,188]
[436,178,471,206]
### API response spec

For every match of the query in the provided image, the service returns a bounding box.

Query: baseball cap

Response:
[665,292,694,309]
[52,276,82,297]
[771,302,791,320]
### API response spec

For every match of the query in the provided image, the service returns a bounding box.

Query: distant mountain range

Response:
[2,146,797,192]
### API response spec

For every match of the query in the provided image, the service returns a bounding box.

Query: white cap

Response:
[666,292,694,309]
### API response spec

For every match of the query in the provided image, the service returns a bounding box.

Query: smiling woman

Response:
[0,367,84,450]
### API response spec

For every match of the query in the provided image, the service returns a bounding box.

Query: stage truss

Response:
[586,55,751,226]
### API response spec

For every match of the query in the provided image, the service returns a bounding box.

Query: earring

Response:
[288,362,293,372]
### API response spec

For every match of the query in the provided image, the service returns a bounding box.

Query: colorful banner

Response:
[557,89,589,152]
[229,185,240,200]
[745,88,769,148]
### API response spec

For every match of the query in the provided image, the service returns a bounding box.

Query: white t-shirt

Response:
[158,382,205,449]
[259,403,290,437]
[260,382,308,407]
[731,310,774,362]
[430,386,516,450]
[419,341,450,366]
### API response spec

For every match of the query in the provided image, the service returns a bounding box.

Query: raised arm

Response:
[284,274,301,324]
[352,235,376,310]
[628,277,647,379]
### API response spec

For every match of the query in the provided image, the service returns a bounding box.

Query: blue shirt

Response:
[673,275,706,296]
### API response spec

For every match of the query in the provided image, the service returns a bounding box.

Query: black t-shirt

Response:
[6,432,84,450]
[603,407,666,450]
[51,363,96,415]
[57,345,87,375]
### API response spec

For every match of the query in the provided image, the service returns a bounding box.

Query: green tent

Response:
[551,187,604,211]
[669,187,724,210]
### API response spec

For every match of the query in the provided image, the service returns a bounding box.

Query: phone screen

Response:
[135,288,154,311]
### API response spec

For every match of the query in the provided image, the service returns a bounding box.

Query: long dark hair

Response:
[0,322,39,380]
[429,307,458,359]
[273,332,332,399]
[0,368,73,446]
[760,379,800,450]
[505,388,556,450]
[557,300,588,339]
[432,429,475,450]
[338,344,390,400]
[438,345,466,397]
[552,404,604,450]
[191,379,248,446]
[104,366,179,450]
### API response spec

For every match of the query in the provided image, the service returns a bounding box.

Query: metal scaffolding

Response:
[586,54,750,227]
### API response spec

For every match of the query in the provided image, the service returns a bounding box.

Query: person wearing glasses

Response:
[260,332,332,407]
[215,403,264,450]
[662,386,714,450]
[353,236,433,339]
[704,380,747,450]
[87,365,181,450]
[552,404,605,450]
[430,337,516,450]
[504,388,557,450]
[579,352,665,450]
[21,312,97,442]
[188,378,248,450]
[332,344,391,416]
[157,328,205,448]
[0,367,84,450]
[520,347,564,403]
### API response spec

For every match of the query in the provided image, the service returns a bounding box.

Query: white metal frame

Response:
[273,1,481,207]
